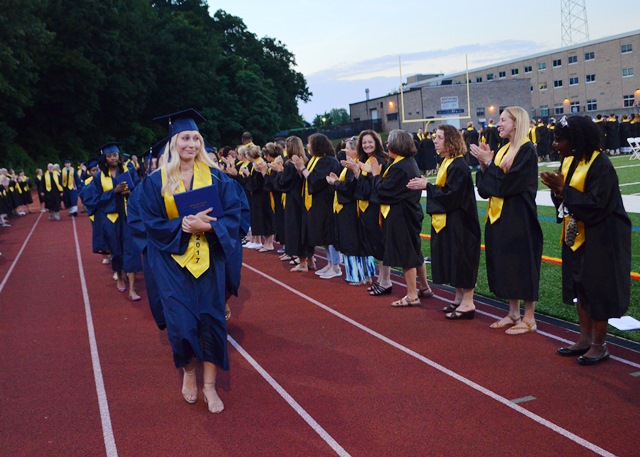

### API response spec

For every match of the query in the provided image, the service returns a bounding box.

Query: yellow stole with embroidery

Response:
[333,167,349,213]
[100,171,121,223]
[379,156,405,220]
[486,139,529,224]
[357,156,374,213]
[162,161,212,278]
[45,171,63,192]
[431,156,456,232]
[560,151,600,251]
[303,156,320,210]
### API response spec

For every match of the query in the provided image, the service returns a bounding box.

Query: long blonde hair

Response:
[500,106,531,172]
[161,132,218,196]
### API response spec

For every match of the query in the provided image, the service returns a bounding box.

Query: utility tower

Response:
[561,0,590,46]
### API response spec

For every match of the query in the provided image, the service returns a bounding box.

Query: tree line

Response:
[0,0,311,170]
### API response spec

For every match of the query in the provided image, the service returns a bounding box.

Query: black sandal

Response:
[367,281,380,292]
[442,303,460,313]
[369,283,392,296]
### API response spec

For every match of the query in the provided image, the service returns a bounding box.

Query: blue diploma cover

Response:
[114,171,135,190]
[173,184,224,218]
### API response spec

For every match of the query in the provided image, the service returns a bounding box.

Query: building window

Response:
[584,51,595,61]
[569,76,579,85]
[499,70,506,78]
[476,76,483,82]
[585,74,596,83]
[524,65,532,73]
[622,67,634,77]
[538,62,547,71]
[621,44,633,54]
[555,103,564,115]
[386,113,398,121]
[553,59,562,67]
[540,105,549,117]
[553,79,563,88]
[568,55,578,64]
[511,68,519,76]
[539,81,548,90]
[476,107,485,116]
[624,95,635,107]
[570,101,580,113]
[487,73,494,80]
[586,99,597,111]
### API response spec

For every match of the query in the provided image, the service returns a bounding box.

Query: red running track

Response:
[1,206,639,456]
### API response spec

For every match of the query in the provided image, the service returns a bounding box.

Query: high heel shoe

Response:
[202,382,224,413]
[129,291,141,301]
[182,368,197,404]
[445,309,475,320]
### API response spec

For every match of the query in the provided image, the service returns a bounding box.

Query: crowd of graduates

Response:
[3,106,632,412]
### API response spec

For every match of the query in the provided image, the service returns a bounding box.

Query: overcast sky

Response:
[207,0,639,122]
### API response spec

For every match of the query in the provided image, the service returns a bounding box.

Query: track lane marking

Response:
[228,336,350,457]
[72,218,118,457]
[243,262,616,457]
[0,212,43,294]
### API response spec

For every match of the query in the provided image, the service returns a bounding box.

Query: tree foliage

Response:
[0,0,311,169]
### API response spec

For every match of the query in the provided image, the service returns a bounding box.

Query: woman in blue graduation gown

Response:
[139,109,242,414]
[541,116,631,365]
[86,143,142,297]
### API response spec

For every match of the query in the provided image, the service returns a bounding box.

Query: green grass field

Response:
[418,153,640,343]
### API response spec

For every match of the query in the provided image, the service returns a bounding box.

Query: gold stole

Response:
[486,139,529,224]
[84,176,95,222]
[560,151,600,251]
[100,171,121,223]
[431,156,456,232]
[379,156,405,220]
[303,156,320,210]
[45,171,63,192]
[162,161,212,278]
[267,168,276,212]
[333,167,349,213]
[62,168,74,190]
[528,126,537,144]
[357,156,374,213]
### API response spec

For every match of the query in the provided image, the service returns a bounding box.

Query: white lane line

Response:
[243,262,616,457]
[72,218,118,457]
[228,336,350,457]
[0,212,43,294]
[618,181,640,187]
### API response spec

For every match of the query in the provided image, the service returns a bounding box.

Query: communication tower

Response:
[561,0,590,46]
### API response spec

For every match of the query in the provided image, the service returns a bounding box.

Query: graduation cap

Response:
[204,140,217,154]
[150,137,169,159]
[153,109,206,137]
[99,142,124,155]
[64,158,72,164]
[87,157,99,169]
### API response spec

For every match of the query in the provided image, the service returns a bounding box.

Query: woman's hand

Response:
[114,182,128,194]
[470,143,494,171]
[367,157,382,176]
[326,172,339,185]
[341,157,360,176]
[407,176,428,190]
[290,155,305,172]
[239,166,250,177]
[269,161,284,172]
[540,170,565,196]
[254,160,268,175]
[181,208,216,233]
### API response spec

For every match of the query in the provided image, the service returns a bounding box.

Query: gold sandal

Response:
[390,296,420,307]
[505,320,537,335]
[489,315,521,329]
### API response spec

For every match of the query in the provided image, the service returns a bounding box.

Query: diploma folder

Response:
[114,172,135,190]
[173,184,224,218]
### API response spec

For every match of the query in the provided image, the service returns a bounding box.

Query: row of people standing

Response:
[0,168,33,226]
